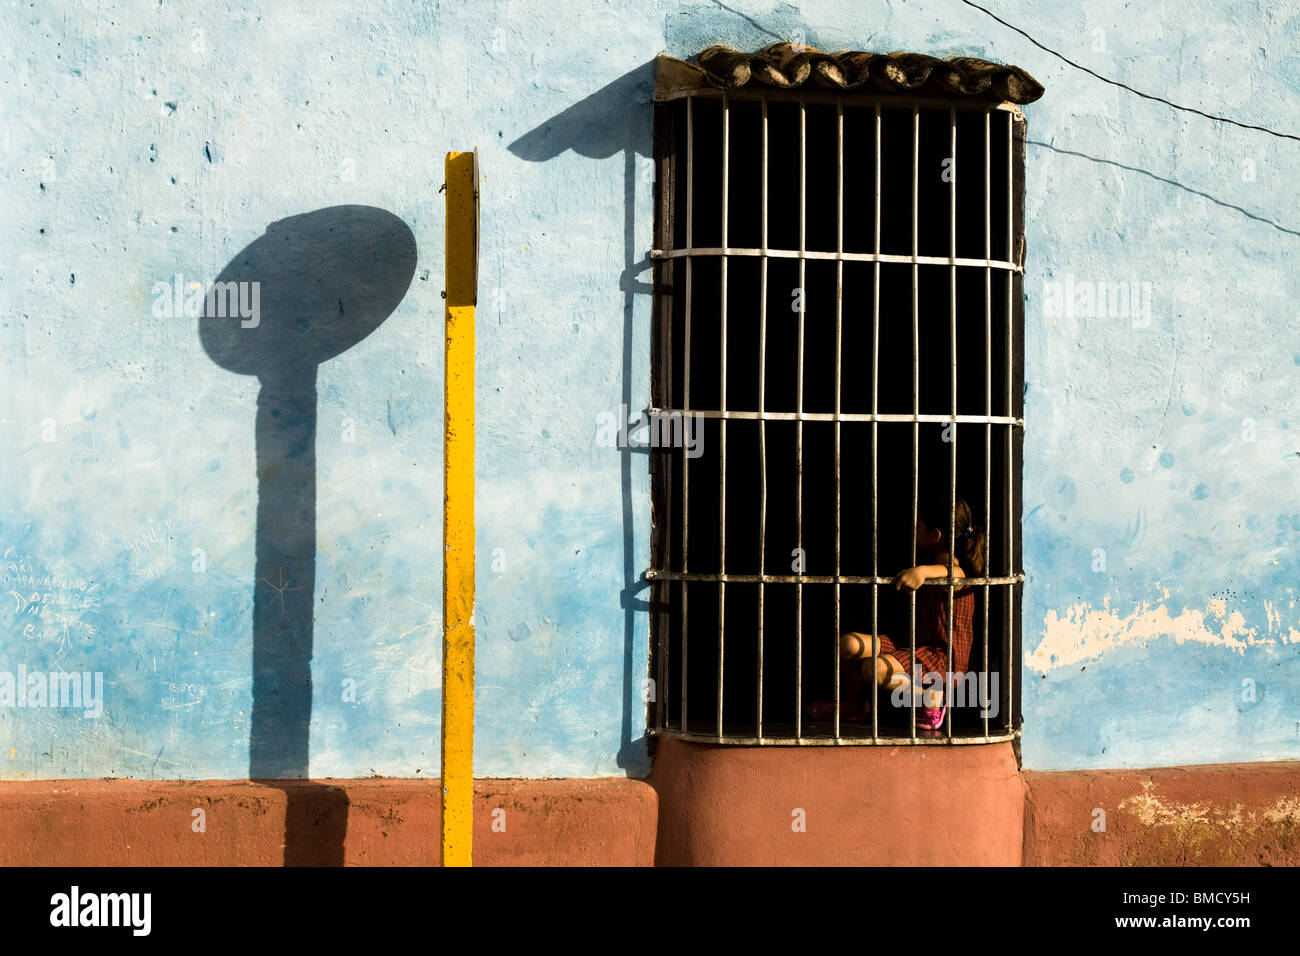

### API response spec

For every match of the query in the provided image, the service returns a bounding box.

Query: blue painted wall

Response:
[2,0,1297,778]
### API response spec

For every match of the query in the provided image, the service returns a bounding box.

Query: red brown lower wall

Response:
[2,755,1298,865]
[0,778,657,866]
[1022,761,1300,866]
[648,737,1026,865]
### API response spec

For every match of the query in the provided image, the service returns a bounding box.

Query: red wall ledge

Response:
[1023,761,1300,866]
[0,778,657,867]
[647,737,1025,865]
[4,758,1298,866]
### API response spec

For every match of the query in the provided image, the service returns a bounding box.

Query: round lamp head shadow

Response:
[201,205,418,379]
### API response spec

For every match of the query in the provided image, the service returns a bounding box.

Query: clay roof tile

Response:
[656,43,1044,104]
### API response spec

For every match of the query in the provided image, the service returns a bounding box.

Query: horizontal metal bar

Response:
[651,246,1023,272]
[648,407,1024,426]
[646,570,1025,586]
[650,728,1023,746]
[656,85,1027,116]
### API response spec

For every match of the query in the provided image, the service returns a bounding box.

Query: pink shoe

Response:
[916,704,946,731]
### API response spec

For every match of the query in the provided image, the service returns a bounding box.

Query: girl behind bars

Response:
[810,492,984,731]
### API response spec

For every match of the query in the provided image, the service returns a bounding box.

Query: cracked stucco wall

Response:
[2,0,1298,778]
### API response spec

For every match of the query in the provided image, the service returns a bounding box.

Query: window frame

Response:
[647,84,1027,746]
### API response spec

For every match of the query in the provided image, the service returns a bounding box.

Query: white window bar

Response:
[1006,108,1016,733]
[946,105,957,739]
[652,247,1021,270]
[647,411,1021,423]
[871,100,881,742]
[718,94,729,739]
[757,96,768,741]
[672,85,1016,112]
[833,98,844,743]
[652,92,1025,745]
[909,102,919,739]
[983,107,993,741]
[795,95,806,738]
[681,94,693,734]
[652,572,1021,584]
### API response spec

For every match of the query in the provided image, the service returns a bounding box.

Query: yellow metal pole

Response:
[442,150,478,867]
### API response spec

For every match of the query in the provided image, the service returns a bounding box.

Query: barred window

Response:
[647,46,1035,744]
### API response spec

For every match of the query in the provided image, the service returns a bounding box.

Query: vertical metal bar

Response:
[982,108,992,739]
[946,106,957,739]
[758,95,768,740]
[909,104,919,739]
[651,103,675,735]
[717,94,729,738]
[1005,109,1015,733]
[681,95,693,732]
[871,101,881,741]
[834,98,844,741]
[795,95,806,737]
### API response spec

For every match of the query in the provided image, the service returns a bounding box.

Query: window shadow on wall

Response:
[508,63,656,773]
[201,205,418,864]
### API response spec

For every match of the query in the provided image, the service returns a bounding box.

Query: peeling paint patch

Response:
[1027,592,1293,672]
[1265,599,1282,632]
[1120,790,1300,834]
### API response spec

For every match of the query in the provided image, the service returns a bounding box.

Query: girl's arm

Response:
[893,557,965,591]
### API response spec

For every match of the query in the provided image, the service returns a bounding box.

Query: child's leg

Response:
[913,651,949,711]
[839,631,882,661]
[841,632,907,684]
[814,632,879,719]
[844,637,949,722]
[840,632,911,708]
[868,653,910,692]
[919,682,945,710]
[885,656,947,711]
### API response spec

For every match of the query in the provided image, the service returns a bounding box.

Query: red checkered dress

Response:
[877,583,975,683]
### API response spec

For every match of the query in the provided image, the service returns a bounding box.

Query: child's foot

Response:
[916,687,946,731]
[916,704,946,731]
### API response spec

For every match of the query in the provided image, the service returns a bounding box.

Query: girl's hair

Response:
[917,491,986,578]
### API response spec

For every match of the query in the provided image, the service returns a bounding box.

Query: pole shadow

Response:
[509,63,656,772]
[201,205,418,864]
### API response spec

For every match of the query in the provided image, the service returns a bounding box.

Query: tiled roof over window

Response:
[655,43,1044,104]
